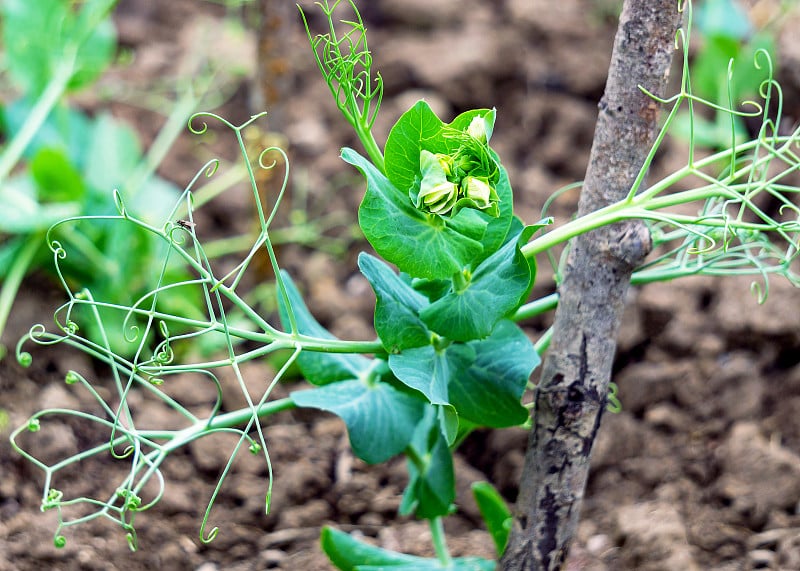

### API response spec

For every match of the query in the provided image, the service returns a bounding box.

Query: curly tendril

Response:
[8,103,311,548]
[188,111,268,136]
[48,239,67,259]
[123,323,141,344]
[257,146,284,171]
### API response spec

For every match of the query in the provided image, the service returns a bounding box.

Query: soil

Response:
[2,1,800,570]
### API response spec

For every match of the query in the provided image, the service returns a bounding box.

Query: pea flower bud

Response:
[435,153,453,177]
[463,176,492,209]
[419,181,459,214]
[418,150,459,214]
[467,116,488,144]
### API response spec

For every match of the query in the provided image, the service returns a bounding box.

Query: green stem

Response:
[355,121,385,175]
[162,397,296,453]
[362,357,390,387]
[521,201,630,258]
[430,516,453,568]
[512,293,558,321]
[404,444,425,472]
[521,130,797,260]
[207,397,296,430]
[0,57,75,186]
[521,183,763,260]
[0,236,41,359]
[534,326,553,356]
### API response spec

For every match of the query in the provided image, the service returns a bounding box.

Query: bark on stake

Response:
[500,2,683,570]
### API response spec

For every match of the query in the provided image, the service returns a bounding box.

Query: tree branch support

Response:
[501,2,683,569]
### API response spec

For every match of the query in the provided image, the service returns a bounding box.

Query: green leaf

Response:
[420,226,535,341]
[345,147,484,280]
[84,114,142,197]
[449,108,496,142]
[0,177,80,233]
[322,526,425,571]
[348,101,518,280]
[438,404,459,446]
[2,100,92,165]
[290,378,425,464]
[30,148,85,203]
[388,344,475,407]
[321,527,496,571]
[387,319,537,428]
[409,277,452,302]
[384,101,446,194]
[400,407,456,519]
[1,0,116,95]
[383,102,512,264]
[447,320,538,428]
[447,207,492,244]
[472,482,513,557]
[277,272,373,385]
[358,252,430,352]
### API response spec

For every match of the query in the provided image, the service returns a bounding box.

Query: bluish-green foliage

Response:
[9,1,800,568]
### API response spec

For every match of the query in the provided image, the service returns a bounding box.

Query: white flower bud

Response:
[463,176,492,209]
[419,181,458,214]
[467,116,488,144]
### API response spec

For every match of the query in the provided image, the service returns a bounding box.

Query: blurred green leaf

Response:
[84,113,141,197]
[695,0,751,40]
[128,174,184,226]
[30,148,86,203]
[1,0,117,95]
[0,177,80,233]
[320,526,496,571]
[1,100,92,165]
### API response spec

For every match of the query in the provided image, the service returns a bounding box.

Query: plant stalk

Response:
[161,397,296,454]
[0,57,75,186]
[0,236,41,359]
[430,516,453,568]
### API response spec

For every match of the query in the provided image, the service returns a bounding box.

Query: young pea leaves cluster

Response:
[278,102,540,533]
[415,116,499,216]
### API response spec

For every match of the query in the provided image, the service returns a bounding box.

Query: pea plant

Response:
[10,0,799,568]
